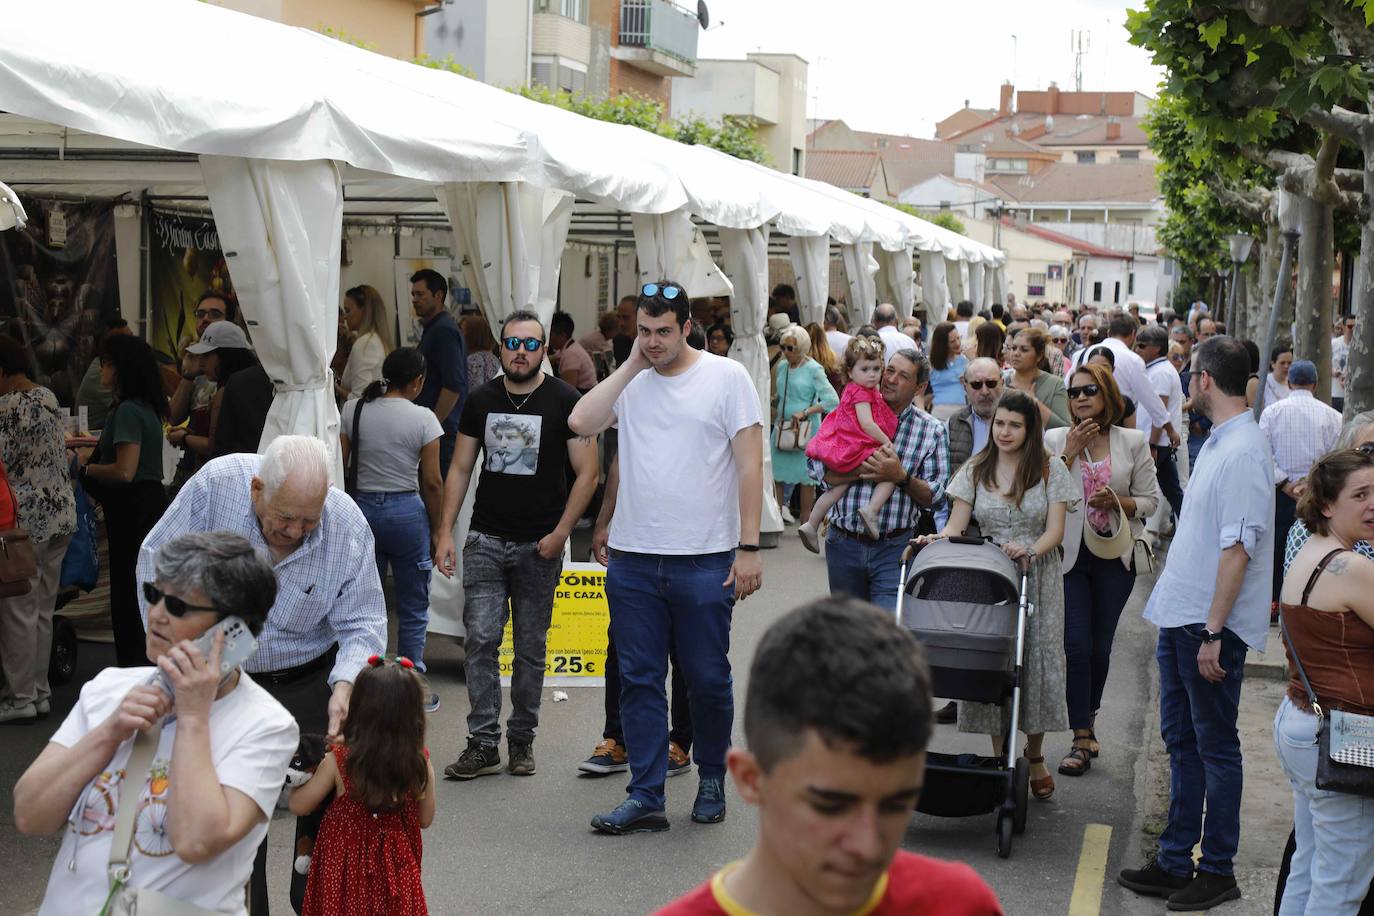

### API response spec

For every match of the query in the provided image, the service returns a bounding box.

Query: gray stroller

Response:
[895,536,1034,858]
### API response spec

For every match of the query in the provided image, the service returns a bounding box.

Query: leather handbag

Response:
[1082,486,1134,561]
[0,458,36,598]
[103,721,220,916]
[774,363,816,452]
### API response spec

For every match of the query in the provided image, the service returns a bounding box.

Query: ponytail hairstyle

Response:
[343,656,429,812]
[360,346,427,403]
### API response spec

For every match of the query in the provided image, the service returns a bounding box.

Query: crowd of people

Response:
[0,264,1369,914]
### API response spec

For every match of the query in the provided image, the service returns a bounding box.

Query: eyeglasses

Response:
[641,283,683,300]
[194,308,226,321]
[1067,384,1102,399]
[503,336,543,352]
[966,379,999,390]
[142,582,218,617]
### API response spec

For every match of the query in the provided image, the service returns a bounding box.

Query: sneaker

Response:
[780,505,796,525]
[590,798,669,835]
[935,701,958,725]
[35,698,50,719]
[691,776,726,824]
[443,738,502,780]
[579,738,629,775]
[424,692,440,714]
[0,701,36,726]
[508,741,536,776]
[668,741,692,778]
[797,522,820,554]
[1118,860,1192,897]
[858,507,881,540]
[1166,872,1241,911]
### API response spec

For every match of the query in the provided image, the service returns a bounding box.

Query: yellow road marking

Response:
[1068,823,1112,916]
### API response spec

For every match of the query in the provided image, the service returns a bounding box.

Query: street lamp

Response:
[1225,232,1254,327]
[1254,192,1301,419]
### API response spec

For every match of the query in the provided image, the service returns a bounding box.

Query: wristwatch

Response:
[903,471,914,490]
[1199,627,1219,644]
[737,543,760,552]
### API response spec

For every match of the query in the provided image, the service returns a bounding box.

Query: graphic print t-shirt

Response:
[458,374,582,542]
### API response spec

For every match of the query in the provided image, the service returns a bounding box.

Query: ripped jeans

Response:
[354,491,434,671]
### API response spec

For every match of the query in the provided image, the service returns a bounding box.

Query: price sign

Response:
[498,562,609,687]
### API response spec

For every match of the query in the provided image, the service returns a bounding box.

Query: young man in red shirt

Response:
[655,597,1003,916]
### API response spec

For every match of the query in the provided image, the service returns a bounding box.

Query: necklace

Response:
[504,385,535,411]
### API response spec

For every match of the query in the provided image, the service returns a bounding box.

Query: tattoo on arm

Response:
[1327,556,1349,576]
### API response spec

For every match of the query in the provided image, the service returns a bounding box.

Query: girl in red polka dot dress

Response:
[291,655,437,915]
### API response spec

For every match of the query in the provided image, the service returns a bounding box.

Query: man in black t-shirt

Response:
[433,309,599,779]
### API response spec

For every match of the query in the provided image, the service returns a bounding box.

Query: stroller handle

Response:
[902,533,989,564]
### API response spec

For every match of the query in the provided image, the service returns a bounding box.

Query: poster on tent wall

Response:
[147,210,237,364]
[0,198,120,408]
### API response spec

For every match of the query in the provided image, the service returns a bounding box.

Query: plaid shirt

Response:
[809,404,950,537]
[136,454,386,686]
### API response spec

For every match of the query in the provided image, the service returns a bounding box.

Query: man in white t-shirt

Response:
[571,279,763,836]
[823,304,852,363]
[873,303,908,365]
[1137,325,1185,532]
[1332,314,1354,412]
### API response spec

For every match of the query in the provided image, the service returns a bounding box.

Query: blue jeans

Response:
[353,491,433,670]
[1156,624,1247,878]
[606,549,735,810]
[1063,546,1137,729]
[823,527,907,612]
[1273,696,1374,914]
[462,531,563,746]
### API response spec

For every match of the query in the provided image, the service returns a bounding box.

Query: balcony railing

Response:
[619,0,698,65]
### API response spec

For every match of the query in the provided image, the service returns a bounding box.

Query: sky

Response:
[695,0,1167,138]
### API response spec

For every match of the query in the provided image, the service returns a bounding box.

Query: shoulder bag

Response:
[775,363,816,452]
[102,721,220,916]
[0,457,36,598]
[1280,548,1374,798]
[344,398,364,496]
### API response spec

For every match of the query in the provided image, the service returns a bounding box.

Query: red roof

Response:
[1020,223,1132,260]
[804,150,884,192]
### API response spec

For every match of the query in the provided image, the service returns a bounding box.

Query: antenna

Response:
[1071,30,1091,91]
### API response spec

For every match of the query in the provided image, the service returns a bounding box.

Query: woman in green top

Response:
[771,324,839,524]
[1005,326,1071,429]
[78,335,170,667]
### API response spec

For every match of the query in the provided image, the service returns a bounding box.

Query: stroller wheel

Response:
[1012,757,1029,835]
[996,811,1013,859]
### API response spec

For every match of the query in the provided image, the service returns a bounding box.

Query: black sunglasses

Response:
[781,344,796,352]
[1067,384,1102,399]
[642,283,683,300]
[966,379,999,390]
[142,582,218,617]
[502,336,543,352]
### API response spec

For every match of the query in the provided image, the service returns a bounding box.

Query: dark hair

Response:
[212,346,259,384]
[499,308,545,341]
[1070,364,1126,428]
[361,346,427,403]
[1086,345,1116,369]
[708,323,734,347]
[955,300,974,318]
[928,321,957,371]
[968,389,1047,508]
[856,324,880,340]
[823,305,847,331]
[772,283,796,301]
[409,268,447,299]
[1136,324,1169,354]
[744,597,933,770]
[638,278,690,328]
[1195,336,1250,397]
[1014,326,1052,372]
[1242,339,1261,374]
[890,348,931,388]
[101,335,169,419]
[1270,340,1294,366]
[151,531,277,636]
[550,311,575,339]
[0,334,33,379]
[104,317,130,332]
[1297,448,1374,537]
[197,288,237,321]
[990,303,1005,321]
[974,320,1005,361]
[342,660,429,813]
[1108,313,1138,338]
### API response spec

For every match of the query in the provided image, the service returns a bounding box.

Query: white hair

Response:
[258,435,331,499]
[780,324,811,356]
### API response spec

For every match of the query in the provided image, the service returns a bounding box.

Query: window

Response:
[1027,273,1047,297]
[1076,150,1097,164]
[557,63,586,94]
[1113,281,1121,303]
[1092,281,1102,303]
[531,57,554,89]
[792,148,802,176]
[1118,150,1140,160]
[561,0,588,22]
[1128,272,1136,295]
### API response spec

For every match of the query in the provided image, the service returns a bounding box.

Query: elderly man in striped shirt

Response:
[808,349,950,611]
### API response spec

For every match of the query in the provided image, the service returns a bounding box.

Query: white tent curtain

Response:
[920,251,950,326]
[437,181,574,329]
[992,266,1008,305]
[787,235,830,326]
[720,225,782,536]
[969,262,986,310]
[943,256,965,309]
[200,155,344,483]
[876,247,916,320]
[631,209,733,299]
[840,241,879,329]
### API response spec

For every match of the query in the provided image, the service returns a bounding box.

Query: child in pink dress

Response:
[799,335,900,551]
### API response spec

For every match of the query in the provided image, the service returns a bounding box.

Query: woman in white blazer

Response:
[338,284,394,401]
[1045,362,1160,779]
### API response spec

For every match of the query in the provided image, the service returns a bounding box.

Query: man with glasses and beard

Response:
[433,310,599,780]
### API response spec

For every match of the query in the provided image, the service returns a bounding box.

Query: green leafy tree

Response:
[885,201,965,235]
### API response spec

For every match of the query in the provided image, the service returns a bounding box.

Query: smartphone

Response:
[147,616,259,696]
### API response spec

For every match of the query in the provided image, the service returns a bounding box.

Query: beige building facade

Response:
[217,0,430,59]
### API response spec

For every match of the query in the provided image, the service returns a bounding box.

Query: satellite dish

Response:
[697,0,709,29]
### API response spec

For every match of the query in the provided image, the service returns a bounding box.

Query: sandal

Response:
[1024,752,1055,801]
[1058,744,1092,777]
[1081,729,1100,758]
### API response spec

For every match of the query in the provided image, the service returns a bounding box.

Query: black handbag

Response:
[344,398,364,496]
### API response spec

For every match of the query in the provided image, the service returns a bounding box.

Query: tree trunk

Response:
[1295,195,1334,402]
[1345,150,1374,419]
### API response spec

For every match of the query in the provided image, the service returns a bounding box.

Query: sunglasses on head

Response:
[503,336,543,352]
[142,582,218,617]
[1067,384,1102,399]
[642,283,683,300]
[966,379,999,390]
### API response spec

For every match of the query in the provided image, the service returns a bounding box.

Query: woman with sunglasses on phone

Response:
[1046,363,1159,777]
[1005,327,1071,430]
[15,531,298,916]
[771,324,838,529]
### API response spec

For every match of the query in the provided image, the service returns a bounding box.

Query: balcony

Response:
[615,0,698,78]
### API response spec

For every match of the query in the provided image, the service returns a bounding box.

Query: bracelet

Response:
[737,543,760,552]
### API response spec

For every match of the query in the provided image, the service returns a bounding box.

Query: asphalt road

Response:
[0,533,1161,916]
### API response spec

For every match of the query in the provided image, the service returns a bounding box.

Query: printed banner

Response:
[499,562,609,687]
[0,198,120,407]
[148,210,236,362]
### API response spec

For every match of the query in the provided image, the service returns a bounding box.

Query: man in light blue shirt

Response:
[1120,336,1273,911]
